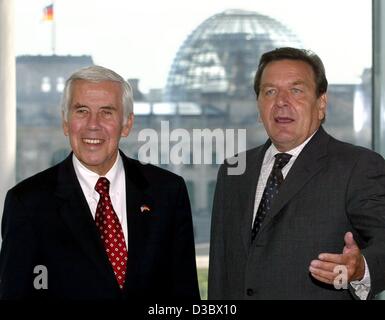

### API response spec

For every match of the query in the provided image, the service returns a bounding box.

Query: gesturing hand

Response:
[309,232,365,286]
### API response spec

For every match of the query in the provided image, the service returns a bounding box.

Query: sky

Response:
[15,0,372,92]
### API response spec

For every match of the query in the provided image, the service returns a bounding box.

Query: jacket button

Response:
[246,288,254,296]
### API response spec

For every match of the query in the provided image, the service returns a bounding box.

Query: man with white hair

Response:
[0,65,200,300]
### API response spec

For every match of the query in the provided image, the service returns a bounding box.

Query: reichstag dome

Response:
[165,9,302,102]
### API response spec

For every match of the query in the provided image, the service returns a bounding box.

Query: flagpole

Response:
[52,0,55,55]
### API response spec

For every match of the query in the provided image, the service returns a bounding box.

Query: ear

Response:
[256,100,264,123]
[62,111,69,136]
[257,110,263,123]
[317,94,327,121]
[121,113,134,137]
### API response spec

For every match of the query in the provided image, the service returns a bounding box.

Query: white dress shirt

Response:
[252,133,314,223]
[252,131,370,299]
[72,154,128,248]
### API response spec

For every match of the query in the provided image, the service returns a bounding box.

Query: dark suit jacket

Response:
[0,151,200,300]
[208,127,385,299]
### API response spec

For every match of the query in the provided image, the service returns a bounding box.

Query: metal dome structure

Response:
[165,9,302,102]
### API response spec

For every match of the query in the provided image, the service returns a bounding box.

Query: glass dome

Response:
[165,9,302,102]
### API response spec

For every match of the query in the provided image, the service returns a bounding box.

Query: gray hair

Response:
[61,65,134,122]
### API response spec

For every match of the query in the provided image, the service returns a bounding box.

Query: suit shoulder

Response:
[216,145,264,178]
[328,136,384,161]
[9,163,60,197]
[125,157,185,185]
[221,146,262,167]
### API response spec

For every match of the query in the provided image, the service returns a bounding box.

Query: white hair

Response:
[61,65,133,122]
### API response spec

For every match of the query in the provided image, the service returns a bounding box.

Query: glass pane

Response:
[15,0,372,299]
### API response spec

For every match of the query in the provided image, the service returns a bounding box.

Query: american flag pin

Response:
[140,204,151,213]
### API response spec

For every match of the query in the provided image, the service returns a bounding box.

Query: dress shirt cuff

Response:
[350,256,370,300]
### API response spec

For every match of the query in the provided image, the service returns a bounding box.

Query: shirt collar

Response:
[72,153,123,197]
[264,130,318,165]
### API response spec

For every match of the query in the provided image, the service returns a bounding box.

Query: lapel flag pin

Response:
[140,204,151,213]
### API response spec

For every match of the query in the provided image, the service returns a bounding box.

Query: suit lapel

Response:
[239,141,271,251]
[54,154,117,282]
[119,152,151,290]
[254,127,330,239]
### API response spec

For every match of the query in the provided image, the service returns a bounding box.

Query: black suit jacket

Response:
[208,127,385,299]
[0,151,200,300]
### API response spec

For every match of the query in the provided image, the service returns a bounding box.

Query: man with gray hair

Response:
[0,65,200,300]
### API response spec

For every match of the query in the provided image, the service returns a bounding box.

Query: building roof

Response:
[165,9,302,102]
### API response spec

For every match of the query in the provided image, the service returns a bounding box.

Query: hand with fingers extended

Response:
[309,232,365,286]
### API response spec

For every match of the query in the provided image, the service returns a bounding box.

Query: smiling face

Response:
[257,59,327,152]
[63,80,133,175]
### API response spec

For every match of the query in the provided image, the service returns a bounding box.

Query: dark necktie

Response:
[95,177,128,289]
[251,153,292,241]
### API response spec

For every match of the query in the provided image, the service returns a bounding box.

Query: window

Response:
[14,0,373,299]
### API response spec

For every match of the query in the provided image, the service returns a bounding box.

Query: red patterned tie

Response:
[95,177,128,289]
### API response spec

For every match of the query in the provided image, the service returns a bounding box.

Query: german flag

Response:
[43,4,54,21]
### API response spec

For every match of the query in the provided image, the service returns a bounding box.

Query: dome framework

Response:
[165,9,302,102]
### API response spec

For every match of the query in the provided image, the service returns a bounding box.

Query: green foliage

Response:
[198,268,208,300]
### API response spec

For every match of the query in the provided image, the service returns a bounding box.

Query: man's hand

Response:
[309,232,365,285]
